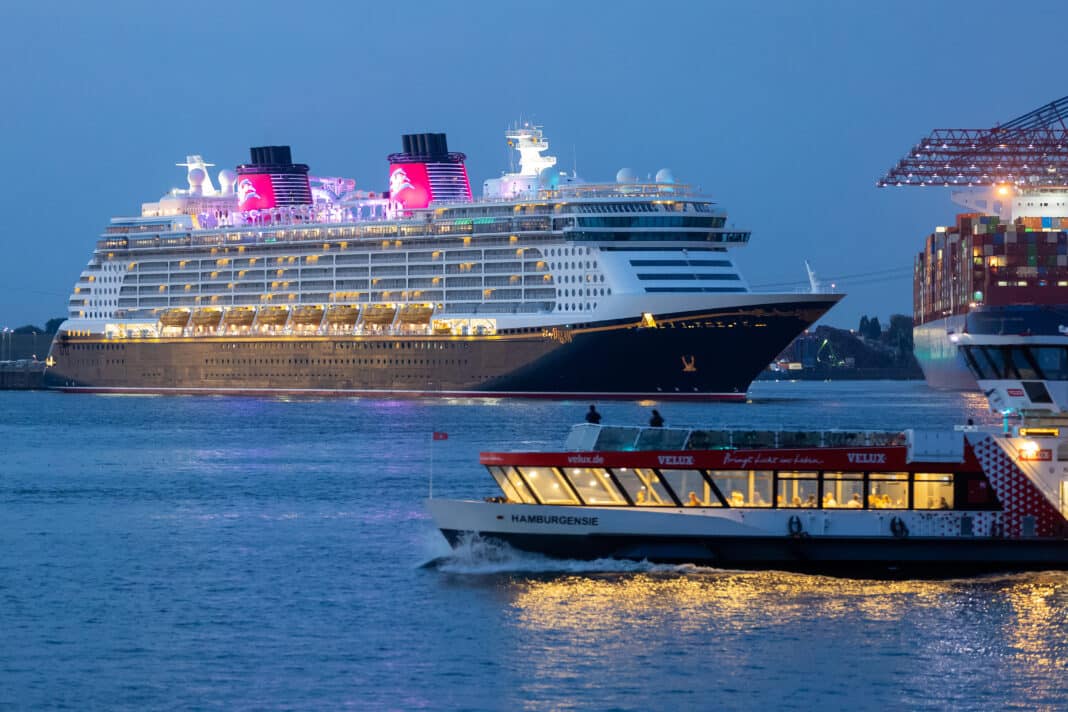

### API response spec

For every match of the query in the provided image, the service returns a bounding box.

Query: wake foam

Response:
[424,533,727,575]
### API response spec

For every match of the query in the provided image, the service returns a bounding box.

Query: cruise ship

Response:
[46,125,842,399]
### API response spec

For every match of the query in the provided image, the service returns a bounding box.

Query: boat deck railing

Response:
[564,424,907,452]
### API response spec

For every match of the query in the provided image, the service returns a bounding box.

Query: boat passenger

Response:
[791,496,802,507]
[846,494,863,508]
[730,491,745,507]
[823,493,838,508]
[937,496,950,509]
[804,494,817,508]
[649,409,664,427]
[635,489,647,505]
[585,405,602,424]
[687,491,700,507]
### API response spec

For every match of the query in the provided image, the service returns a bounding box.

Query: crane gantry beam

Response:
[878,95,1068,188]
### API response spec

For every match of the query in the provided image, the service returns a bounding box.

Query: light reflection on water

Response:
[500,570,1068,709]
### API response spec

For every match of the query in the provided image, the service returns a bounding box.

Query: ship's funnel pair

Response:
[235,133,471,211]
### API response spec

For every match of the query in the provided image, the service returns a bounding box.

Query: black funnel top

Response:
[249,145,293,166]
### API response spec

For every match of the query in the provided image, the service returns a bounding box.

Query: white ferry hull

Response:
[429,499,1068,575]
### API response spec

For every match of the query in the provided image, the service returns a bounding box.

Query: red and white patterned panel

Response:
[966,434,1066,538]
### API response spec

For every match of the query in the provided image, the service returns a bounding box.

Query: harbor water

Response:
[1,381,1066,709]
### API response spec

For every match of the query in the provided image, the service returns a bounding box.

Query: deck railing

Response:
[564,424,908,452]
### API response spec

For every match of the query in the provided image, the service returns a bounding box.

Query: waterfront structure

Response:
[48,125,840,398]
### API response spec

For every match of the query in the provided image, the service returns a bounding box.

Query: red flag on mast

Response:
[432,431,448,441]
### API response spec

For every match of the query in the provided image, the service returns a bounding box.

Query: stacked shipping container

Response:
[915,213,1068,326]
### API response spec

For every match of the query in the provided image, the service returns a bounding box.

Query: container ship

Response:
[47,124,841,399]
[881,95,1068,390]
[913,210,1068,390]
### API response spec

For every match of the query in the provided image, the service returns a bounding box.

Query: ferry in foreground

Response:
[428,367,1068,575]
[46,124,840,399]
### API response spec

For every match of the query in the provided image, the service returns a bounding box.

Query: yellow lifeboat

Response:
[292,305,325,326]
[397,304,433,324]
[325,304,361,324]
[362,304,397,325]
[159,308,191,328]
[191,308,223,328]
[257,305,290,326]
[221,307,255,328]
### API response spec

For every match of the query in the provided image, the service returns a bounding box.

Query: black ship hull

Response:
[440,529,1068,577]
[45,298,838,399]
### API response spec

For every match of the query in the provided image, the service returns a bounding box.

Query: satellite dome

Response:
[655,168,675,184]
[187,167,206,186]
[616,167,637,184]
[218,169,237,193]
[538,167,562,189]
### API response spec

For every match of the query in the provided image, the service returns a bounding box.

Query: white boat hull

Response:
[428,499,1068,575]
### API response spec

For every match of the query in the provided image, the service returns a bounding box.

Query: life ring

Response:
[788,515,803,536]
[890,516,909,538]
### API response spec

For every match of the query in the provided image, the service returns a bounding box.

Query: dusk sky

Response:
[2,0,1066,329]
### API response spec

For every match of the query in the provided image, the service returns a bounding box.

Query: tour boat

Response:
[427,387,1068,574]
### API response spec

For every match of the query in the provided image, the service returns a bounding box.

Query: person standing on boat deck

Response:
[649,409,664,427]
[585,405,602,424]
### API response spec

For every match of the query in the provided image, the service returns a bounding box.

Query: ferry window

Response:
[516,467,579,505]
[488,466,535,504]
[660,469,719,507]
[1030,346,1068,379]
[612,467,675,505]
[869,473,909,509]
[978,346,1009,378]
[711,470,772,507]
[564,468,626,505]
[1009,347,1039,379]
[822,472,864,508]
[914,473,953,510]
[961,348,988,380]
[776,471,819,508]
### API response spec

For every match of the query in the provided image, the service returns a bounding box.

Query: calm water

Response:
[1,381,1065,710]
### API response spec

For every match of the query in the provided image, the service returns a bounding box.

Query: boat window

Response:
[516,467,580,505]
[488,466,537,504]
[1009,347,1040,380]
[822,472,864,508]
[960,347,988,380]
[914,473,954,510]
[563,467,626,505]
[977,346,1007,378]
[776,471,819,508]
[869,473,909,509]
[1029,346,1068,380]
[710,470,772,507]
[612,467,675,505]
[488,466,522,503]
[660,469,719,507]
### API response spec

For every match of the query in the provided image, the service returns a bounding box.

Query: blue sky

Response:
[1,0,1065,329]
